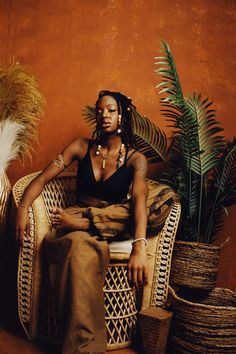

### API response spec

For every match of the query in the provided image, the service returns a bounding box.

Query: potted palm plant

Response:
[155,41,236,289]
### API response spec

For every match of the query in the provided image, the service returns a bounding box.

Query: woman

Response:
[16,91,174,354]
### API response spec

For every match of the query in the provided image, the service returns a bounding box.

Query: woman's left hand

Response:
[127,243,148,288]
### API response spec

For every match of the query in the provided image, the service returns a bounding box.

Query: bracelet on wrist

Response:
[131,237,148,246]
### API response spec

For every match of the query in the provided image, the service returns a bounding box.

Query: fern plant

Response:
[156,41,236,243]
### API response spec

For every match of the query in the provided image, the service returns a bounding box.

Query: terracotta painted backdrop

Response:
[1,0,235,289]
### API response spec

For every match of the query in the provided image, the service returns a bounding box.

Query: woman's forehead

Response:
[97,95,118,107]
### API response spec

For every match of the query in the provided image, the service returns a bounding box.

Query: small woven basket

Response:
[170,241,221,290]
[139,307,173,354]
[168,286,236,353]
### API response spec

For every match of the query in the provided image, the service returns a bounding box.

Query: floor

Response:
[0,324,138,354]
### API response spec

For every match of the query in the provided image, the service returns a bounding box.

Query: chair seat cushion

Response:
[109,239,132,254]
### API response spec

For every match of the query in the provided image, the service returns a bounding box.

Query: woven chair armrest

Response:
[142,201,181,310]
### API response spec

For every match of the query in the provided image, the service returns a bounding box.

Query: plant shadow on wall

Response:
[85,41,236,290]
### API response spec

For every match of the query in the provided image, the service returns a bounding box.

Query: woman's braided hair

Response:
[93,90,136,149]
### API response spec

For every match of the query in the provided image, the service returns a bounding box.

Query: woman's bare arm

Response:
[16,137,88,245]
[127,152,148,288]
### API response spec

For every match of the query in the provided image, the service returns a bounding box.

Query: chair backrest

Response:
[41,173,77,223]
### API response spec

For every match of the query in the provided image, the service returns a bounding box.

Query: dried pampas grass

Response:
[0,61,45,161]
[0,119,25,174]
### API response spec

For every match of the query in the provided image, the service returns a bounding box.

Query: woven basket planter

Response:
[168,286,236,353]
[170,241,221,290]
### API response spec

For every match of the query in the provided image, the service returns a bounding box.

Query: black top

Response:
[76,142,135,203]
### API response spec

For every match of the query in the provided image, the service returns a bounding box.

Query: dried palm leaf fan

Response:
[0,61,45,162]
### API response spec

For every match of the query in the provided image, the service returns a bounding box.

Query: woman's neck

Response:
[100,135,123,152]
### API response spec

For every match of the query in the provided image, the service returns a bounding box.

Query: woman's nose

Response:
[102,109,109,118]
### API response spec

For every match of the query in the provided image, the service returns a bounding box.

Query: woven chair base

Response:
[38,261,140,350]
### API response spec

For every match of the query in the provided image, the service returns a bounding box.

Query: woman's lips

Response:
[101,122,111,128]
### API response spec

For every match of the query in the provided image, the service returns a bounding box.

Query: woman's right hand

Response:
[16,207,30,247]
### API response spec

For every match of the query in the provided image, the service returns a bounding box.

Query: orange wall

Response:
[1,0,235,289]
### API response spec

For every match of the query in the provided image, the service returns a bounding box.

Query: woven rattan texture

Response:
[170,241,221,290]
[104,263,139,349]
[139,307,173,354]
[168,286,236,353]
[12,172,180,350]
[42,177,76,223]
[150,201,181,307]
[13,172,40,339]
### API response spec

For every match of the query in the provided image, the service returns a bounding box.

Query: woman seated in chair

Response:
[16,90,175,354]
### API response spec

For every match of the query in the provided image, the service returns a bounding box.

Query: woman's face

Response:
[96,95,119,134]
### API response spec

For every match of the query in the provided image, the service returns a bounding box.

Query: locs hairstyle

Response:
[93,90,136,149]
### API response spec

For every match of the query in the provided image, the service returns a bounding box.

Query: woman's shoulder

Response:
[127,149,147,163]
[126,148,147,171]
[66,136,91,160]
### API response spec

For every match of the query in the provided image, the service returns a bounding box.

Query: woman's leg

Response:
[85,182,177,239]
[44,230,110,354]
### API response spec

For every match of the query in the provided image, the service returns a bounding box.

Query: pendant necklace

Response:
[95,143,125,169]
[100,150,108,169]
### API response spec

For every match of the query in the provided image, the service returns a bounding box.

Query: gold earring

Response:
[117,115,122,134]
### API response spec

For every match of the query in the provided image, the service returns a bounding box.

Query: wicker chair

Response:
[12,171,181,350]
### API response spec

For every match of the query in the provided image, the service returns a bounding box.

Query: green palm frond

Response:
[0,62,45,160]
[131,110,167,162]
[205,138,236,242]
[155,40,183,104]
[184,94,224,175]
[213,138,236,202]
[83,105,96,127]
[206,207,225,243]
[155,40,229,243]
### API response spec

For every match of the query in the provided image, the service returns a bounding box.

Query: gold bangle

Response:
[52,154,66,169]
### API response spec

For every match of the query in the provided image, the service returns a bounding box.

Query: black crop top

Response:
[76,142,135,203]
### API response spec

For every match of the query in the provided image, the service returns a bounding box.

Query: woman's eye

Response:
[109,109,116,113]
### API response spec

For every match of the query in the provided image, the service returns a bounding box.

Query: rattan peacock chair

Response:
[12,171,181,350]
